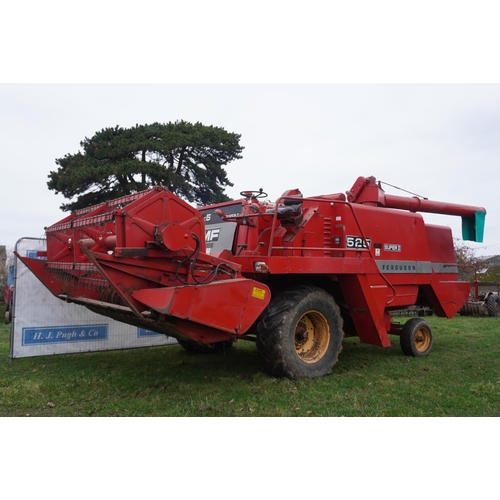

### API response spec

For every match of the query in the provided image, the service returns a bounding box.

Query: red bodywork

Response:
[18,176,486,348]
[4,282,13,308]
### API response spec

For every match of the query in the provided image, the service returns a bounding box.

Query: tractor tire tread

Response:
[256,285,343,379]
[400,317,433,357]
[486,294,500,317]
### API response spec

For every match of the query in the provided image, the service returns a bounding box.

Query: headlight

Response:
[254,262,270,273]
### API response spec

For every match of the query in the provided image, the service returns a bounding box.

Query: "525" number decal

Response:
[346,236,371,249]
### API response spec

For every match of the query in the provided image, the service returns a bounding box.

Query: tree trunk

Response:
[176,146,187,175]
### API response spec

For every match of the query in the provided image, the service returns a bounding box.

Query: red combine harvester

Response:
[18,176,486,379]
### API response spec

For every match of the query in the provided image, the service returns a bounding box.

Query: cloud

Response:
[1,84,499,256]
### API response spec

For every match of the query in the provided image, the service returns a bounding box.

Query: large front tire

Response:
[256,286,344,379]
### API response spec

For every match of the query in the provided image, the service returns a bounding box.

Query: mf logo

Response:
[205,227,220,242]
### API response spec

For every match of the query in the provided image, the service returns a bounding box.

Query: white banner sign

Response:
[10,238,177,359]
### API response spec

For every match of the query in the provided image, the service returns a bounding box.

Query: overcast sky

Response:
[1,83,499,256]
[3,1,500,488]
[3,2,500,261]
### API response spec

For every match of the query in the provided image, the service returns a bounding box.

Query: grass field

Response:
[1,304,499,417]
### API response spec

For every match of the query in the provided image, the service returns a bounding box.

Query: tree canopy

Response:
[479,265,500,283]
[48,121,244,211]
[454,239,488,282]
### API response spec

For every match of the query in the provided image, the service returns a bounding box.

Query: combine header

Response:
[18,176,486,379]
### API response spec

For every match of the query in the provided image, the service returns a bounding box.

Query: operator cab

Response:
[200,188,305,255]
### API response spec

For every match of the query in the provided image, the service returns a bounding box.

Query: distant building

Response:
[483,255,500,268]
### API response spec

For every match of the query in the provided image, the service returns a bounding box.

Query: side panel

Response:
[132,279,271,335]
[337,274,392,347]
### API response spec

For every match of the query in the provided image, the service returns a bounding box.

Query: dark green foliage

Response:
[479,265,500,283]
[48,121,243,211]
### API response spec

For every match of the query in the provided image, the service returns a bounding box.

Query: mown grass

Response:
[1,304,499,417]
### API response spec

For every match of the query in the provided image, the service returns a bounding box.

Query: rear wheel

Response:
[400,318,433,357]
[486,294,500,317]
[256,286,344,379]
[4,305,11,324]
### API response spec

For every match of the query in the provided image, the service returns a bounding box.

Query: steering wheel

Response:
[239,188,268,200]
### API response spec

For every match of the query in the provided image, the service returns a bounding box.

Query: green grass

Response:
[1,304,499,417]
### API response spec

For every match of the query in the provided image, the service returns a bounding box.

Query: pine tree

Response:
[48,121,243,211]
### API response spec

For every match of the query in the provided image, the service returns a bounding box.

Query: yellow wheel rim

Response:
[294,311,330,363]
[414,326,432,352]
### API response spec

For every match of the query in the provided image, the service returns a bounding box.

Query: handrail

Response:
[265,195,397,304]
